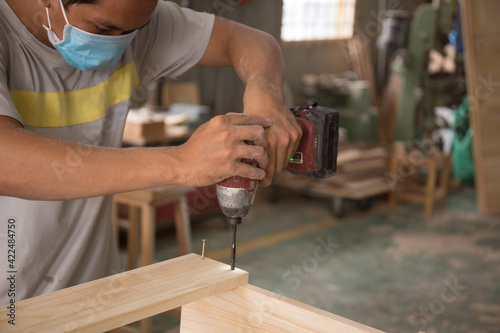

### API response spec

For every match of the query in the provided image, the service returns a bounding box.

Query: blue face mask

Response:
[43,0,137,71]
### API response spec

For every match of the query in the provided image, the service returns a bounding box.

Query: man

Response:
[0,0,301,303]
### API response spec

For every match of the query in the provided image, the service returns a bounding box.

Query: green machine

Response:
[304,77,378,143]
[381,0,460,141]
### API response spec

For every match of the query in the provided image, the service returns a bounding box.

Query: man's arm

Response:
[198,16,302,186]
[0,114,270,201]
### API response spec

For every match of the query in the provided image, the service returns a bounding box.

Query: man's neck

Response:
[6,0,53,48]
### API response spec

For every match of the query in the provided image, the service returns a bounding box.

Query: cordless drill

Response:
[217,99,339,270]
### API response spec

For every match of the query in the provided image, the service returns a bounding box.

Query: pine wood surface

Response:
[0,254,248,333]
[180,284,385,332]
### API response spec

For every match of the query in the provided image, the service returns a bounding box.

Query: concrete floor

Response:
[119,185,500,333]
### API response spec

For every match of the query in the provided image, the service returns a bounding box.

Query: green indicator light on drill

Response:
[289,152,303,164]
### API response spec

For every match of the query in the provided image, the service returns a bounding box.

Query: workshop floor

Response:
[118,185,500,333]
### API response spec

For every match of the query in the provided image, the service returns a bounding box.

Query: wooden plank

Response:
[180,284,384,333]
[0,254,248,333]
[348,36,381,108]
[461,0,500,214]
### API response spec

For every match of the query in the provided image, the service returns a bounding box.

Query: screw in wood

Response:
[201,239,206,260]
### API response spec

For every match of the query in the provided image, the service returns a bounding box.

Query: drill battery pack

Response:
[286,99,339,179]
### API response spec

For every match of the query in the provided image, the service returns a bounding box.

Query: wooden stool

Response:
[113,185,193,270]
[388,153,452,220]
[112,185,193,333]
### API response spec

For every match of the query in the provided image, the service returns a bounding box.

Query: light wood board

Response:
[180,284,384,332]
[0,254,248,333]
[461,0,500,214]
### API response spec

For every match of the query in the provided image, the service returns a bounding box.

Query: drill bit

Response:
[228,217,241,270]
[231,224,237,270]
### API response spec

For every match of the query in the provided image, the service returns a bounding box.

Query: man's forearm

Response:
[197,17,302,185]
[227,23,286,98]
[199,17,286,98]
[0,112,272,201]
[0,118,181,201]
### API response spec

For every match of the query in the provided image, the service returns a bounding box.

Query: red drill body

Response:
[217,100,339,270]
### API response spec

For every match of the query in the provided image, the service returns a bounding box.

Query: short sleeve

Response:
[132,2,215,82]
[0,32,24,125]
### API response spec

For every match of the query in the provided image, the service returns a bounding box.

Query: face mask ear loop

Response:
[59,0,70,25]
[42,7,52,32]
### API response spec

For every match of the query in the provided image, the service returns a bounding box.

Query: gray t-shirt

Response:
[0,0,214,303]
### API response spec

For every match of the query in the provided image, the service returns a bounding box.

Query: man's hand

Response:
[173,113,272,187]
[243,82,302,186]
[198,16,301,185]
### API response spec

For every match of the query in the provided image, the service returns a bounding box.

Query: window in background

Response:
[281,0,356,42]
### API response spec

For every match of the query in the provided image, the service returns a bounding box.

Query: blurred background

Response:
[116,1,500,332]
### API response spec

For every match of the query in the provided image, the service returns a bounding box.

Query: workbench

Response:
[0,254,385,333]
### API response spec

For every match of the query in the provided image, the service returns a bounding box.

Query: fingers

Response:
[233,125,268,149]
[225,113,273,128]
[236,144,269,171]
[234,161,267,180]
[211,114,270,181]
[260,115,302,187]
[260,146,275,187]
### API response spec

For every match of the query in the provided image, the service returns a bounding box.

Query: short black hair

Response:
[62,0,99,7]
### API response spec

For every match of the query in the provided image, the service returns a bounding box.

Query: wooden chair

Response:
[388,152,452,220]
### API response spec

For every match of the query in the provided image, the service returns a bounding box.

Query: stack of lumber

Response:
[326,143,389,191]
[274,143,390,200]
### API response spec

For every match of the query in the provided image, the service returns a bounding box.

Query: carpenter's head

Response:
[41,0,157,36]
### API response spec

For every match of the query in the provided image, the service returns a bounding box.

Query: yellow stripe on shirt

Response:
[9,61,140,128]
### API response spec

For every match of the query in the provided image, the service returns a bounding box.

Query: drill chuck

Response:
[216,183,257,219]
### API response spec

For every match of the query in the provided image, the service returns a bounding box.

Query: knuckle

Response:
[268,134,278,146]
[255,145,266,156]
[211,115,227,127]
[256,126,266,137]
[279,134,290,146]
[291,128,301,141]
[216,128,231,143]
[219,145,232,161]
